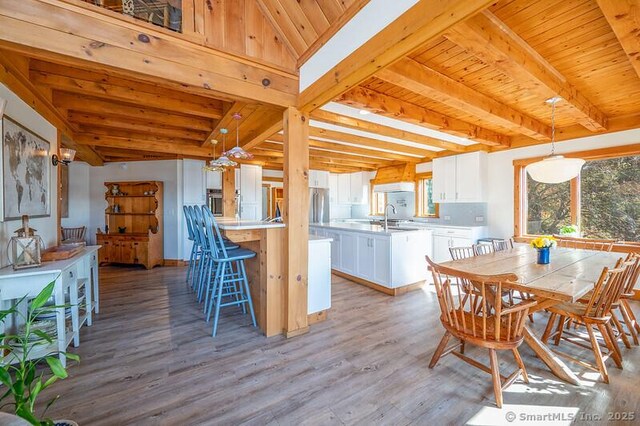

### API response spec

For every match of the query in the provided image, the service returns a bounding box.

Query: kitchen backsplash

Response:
[350,191,487,226]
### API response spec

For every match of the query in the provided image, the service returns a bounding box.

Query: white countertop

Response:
[216,217,286,230]
[310,222,432,235]
[309,235,333,243]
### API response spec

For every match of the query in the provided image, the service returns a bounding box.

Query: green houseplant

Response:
[559,224,580,237]
[0,282,79,425]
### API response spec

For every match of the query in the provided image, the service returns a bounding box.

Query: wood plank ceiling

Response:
[4,0,640,172]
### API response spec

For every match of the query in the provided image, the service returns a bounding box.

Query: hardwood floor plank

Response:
[27,265,640,424]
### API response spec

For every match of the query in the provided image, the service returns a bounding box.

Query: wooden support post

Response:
[222,168,236,217]
[282,107,309,337]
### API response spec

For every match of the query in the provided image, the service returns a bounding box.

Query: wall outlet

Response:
[444,215,451,221]
[475,216,484,222]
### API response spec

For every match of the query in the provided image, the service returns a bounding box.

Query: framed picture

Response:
[1,115,51,221]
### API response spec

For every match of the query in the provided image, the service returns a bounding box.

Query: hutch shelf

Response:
[96,181,164,269]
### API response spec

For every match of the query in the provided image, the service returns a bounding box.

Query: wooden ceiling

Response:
[3,0,640,172]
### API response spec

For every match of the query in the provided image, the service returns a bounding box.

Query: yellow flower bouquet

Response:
[530,236,557,249]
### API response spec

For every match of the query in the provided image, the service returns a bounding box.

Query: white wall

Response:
[61,162,90,230]
[0,83,58,268]
[487,130,640,238]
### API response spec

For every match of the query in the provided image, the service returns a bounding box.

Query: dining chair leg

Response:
[602,323,623,369]
[489,349,503,408]
[611,312,631,349]
[586,324,609,383]
[186,243,196,285]
[236,261,247,315]
[619,303,639,345]
[541,312,558,343]
[554,316,566,346]
[623,299,640,333]
[429,331,451,368]
[460,339,465,354]
[206,264,223,322]
[512,348,529,383]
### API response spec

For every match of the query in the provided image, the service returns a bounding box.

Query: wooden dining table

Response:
[439,244,625,385]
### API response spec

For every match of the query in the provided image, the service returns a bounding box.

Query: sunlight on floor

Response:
[466,404,579,426]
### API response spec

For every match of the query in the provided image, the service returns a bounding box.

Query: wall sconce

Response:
[52,148,76,166]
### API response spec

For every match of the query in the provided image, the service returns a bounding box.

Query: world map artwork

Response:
[2,117,50,220]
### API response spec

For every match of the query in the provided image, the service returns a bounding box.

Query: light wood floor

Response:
[34,266,640,425]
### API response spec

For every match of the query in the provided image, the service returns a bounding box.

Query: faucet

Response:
[384,203,397,231]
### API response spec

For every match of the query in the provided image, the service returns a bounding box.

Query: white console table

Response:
[0,246,100,367]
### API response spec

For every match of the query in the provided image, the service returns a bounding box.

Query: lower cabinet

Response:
[96,234,162,269]
[430,226,487,262]
[310,226,432,289]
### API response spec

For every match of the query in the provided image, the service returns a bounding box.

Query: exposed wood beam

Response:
[67,112,209,140]
[298,0,495,111]
[52,92,214,131]
[309,126,437,157]
[251,149,382,170]
[203,102,247,147]
[0,0,298,107]
[75,134,213,158]
[76,126,199,146]
[444,11,607,132]
[30,71,223,119]
[266,133,425,162]
[377,58,551,141]
[255,143,393,165]
[241,116,283,151]
[338,87,510,147]
[310,109,465,152]
[0,52,103,165]
[297,0,370,67]
[597,0,640,81]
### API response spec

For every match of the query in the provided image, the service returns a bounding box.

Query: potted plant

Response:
[531,235,557,265]
[0,282,79,426]
[559,224,580,237]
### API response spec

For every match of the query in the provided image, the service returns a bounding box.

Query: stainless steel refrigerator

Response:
[309,188,330,224]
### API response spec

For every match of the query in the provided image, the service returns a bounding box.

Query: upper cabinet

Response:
[239,164,262,220]
[328,174,338,204]
[332,172,369,205]
[309,170,330,188]
[205,170,222,190]
[432,152,487,203]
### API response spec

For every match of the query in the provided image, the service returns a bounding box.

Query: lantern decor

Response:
[9,215,43,270]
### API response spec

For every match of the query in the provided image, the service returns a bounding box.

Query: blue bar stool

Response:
[183,205,197,287]
[201,207,257,336]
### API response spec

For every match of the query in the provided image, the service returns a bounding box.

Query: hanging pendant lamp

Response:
[203,128,237,171]
[224,113,253,160]
[526,97,585,184]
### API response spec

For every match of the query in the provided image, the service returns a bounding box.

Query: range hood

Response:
[372,163,415,193]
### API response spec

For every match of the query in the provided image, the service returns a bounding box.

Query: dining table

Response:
[439,244,625,385]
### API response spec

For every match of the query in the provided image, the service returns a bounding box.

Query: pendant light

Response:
[203,128,237,172]
[526,97,585,184]
[224,113,253,160]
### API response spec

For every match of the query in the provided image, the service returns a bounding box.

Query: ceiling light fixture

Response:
[204,128,237,172]
[358,109,370,115]
[525,97,585,184]
[224,113,253,160]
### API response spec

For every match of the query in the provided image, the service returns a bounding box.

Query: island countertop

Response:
[216,217,286,231]
[309,221,431,235]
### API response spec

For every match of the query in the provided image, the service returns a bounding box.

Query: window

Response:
[416,173,439,217]
[515,147,640,241]
[370,188,387,215]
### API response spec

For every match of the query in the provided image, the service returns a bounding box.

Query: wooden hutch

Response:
[96,181,164,269]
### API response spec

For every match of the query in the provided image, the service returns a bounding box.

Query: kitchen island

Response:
[309,222,433,295]
[217,218,286,337]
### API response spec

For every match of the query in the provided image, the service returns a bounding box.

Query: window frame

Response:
[415,172,439,218]
[513,144,640,240]
[369,181,387,216]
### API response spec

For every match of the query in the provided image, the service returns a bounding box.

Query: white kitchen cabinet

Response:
[325,230,342,270]
[239,164,262,220]
[308,237,332,315]
[432,235,453,263]
[373,236,391,284]
[349,172,366,204]
[205,170,222,189]
[337,174,351,204]
[340,232,357,275]
[432,152,487,203]
[430,226,488,262]
[356,235,375,281]
[329,174,338,203]
[309,170,329,188]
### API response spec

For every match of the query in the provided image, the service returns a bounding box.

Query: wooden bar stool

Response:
[183,205,198,287]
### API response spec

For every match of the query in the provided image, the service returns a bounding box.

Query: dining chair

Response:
[449,246,475,261]
[541,259,628,383]
[617,253,640,346]
[183,205,197,286]
[555,235,615,252]
[492,238,514,252]
[473,243,494,256]
[426,256,536,408]
[61,226,86,244]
